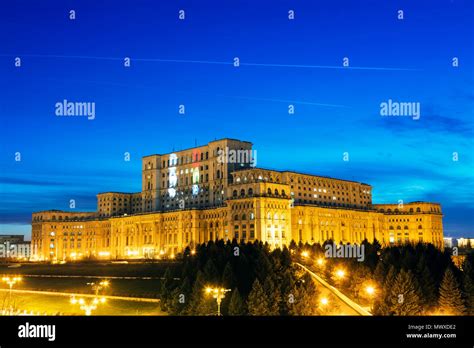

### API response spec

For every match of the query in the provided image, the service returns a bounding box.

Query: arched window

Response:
[416,207,421,213]
[397,226,401,230]
[418,225,422,229]
[281,190,286,196]
[404,226,408,230]
[409,208,414,213]
[248,188,253,196]
[217,170,221,179]
[240,189,245,197]
[267,188,272,195]
[233,190,237,198]
[242,214,246,220]
[234,215,239,221]
[387,209,392,213]
[274,189,279,195]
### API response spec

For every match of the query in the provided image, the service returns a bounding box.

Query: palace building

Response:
[31,138,444,261]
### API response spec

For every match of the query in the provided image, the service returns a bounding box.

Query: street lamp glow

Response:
[204,286,231,316]
[316,258,325,266]
[301,251,309,258]
[320,297,329,306]
[365,285,375,296]
[2,276,22,287]
[335,269,345,279]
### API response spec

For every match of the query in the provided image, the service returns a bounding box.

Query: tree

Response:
[222,262,236,289]
[159,267,174,312]
[438,267,466,315]
[389,269,422,315]
[263,276,281,315]
[168,276,191,315]
[188,271,215,315]
[418,264,437,308]
[203,259,219,283]
[462,255,474,315]
[288,273,319,315]
[228,288,246,315]
[247,279,270,316]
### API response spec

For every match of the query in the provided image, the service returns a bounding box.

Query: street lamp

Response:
[320,297,329,306]
[316,257,325,266]
[335,269,346,279]
[365,285,375,296]
[2,276,22,314]
[2,276,22,295]
[87,280,110,297]
[70,296,106,316]
[205,287,231,316]
[301,251,310,258]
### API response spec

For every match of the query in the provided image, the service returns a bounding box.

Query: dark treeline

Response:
[293,239,474,315]
[159,239,322,315]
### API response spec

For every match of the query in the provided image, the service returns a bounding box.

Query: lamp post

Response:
[87,280,110,297]
[2,276,22,314]
[205,287,231,316]
[70,296,106,316]
[2,276,22,297]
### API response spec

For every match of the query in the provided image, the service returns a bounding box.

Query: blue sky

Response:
[0,0,473,239]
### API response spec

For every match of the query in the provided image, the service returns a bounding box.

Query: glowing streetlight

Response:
[70,295,105,316]
[335,269,346,279]
[205,287,231,316]
[88,280,110,297]
[365,285,375,296]
[301,251,310,258]
[316,257,325,266]
[2,276,22,314]
[320,297,329,306]
[2,276,22,295]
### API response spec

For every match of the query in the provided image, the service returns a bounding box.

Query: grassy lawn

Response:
[0,261,183,299]
[0,261,180,277]
[1,292,164,316]
[0,277,165,298]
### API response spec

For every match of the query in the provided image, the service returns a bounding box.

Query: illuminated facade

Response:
[31,138,444,261]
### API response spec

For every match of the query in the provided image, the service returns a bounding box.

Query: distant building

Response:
[31,138,444,261]
[444,237,456,248]
[0,234,24,244]
[457,238,474,248]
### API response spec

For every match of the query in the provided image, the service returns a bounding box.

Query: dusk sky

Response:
[0,0,473,239]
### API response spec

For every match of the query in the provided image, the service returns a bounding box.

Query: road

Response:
[296,262,372,316]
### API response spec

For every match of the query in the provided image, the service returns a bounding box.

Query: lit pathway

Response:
[295,262,372,316]
[0,288,160,303]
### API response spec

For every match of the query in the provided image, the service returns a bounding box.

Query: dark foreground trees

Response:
[160,240,321,315]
